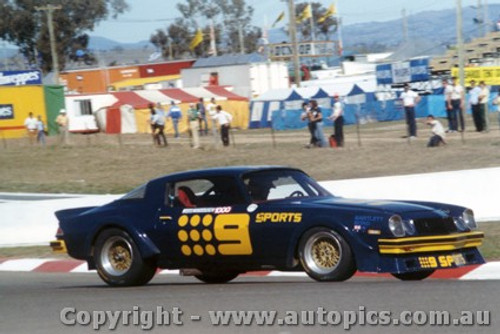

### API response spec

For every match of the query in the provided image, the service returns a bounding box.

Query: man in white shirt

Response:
[24,112,38,145]
[468,80,482,132]
[400,84,420,138]
[426,115,446,147]
[478,81,490,132]
[213,105,233,146]
[206,97,218,142]
[448,77,465,132]
[328,94,344,147]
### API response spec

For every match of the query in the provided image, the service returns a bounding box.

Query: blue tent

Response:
[249,88,304,128]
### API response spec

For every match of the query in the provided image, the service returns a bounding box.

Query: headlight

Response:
[388,215,405,237]
[462,209,477,230]
[453,217,468,231]
[403,219,416,235]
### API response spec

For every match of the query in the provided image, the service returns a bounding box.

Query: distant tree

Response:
[150,0,260,59]
[0,0,129,73]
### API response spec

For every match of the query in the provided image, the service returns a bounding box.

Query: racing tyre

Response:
[391,270,435,281]
[94,228,157,286]
[195,272,239,284]
[298,227,356,281]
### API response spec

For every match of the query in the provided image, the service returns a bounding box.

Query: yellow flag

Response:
[189,29,203,50]
[296,4,312,23]
[272,11,285,27]
[318,4,336,23]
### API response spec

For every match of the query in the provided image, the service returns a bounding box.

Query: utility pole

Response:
[238,23,245,55]
[477,0,484,36]
[36,4,62,85]
[287,0,301,87]
[484,0,490,34]
[456,0,466,143]
[402,8,408,43]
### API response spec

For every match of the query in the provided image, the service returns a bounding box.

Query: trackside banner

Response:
[0,70,42,86]
[376,59,429,85]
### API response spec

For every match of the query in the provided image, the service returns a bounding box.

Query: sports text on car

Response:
[51,166,485,286]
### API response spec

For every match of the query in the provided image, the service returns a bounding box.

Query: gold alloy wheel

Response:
[312,240,340,269]
[303,231,343,275]
[100,236,133,276]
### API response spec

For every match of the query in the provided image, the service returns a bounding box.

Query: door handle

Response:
[160,216,173,221]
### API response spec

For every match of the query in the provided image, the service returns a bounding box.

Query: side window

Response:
[167,177,245,208]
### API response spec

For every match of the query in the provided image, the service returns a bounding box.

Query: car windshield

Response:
[242,169,332,203]
[121,183,147,200]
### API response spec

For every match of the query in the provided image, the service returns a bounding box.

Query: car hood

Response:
[310,197,442,215]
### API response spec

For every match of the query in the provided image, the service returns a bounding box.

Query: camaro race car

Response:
[51,166,485,286]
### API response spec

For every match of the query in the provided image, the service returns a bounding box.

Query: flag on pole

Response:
[189,29,203,50]
[296,4,312,23]
[272,11,285,27]
[318,4,336,23]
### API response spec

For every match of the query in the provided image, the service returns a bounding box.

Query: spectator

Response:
[478,81,490,132]
[154,102,167,146]
[309,100,326,147]
[24,112,37,145]
[36,115,46,146]
[197,97,208,136]
[449,77,465,132]
[425,115,446,147]
[213,105,233,147]
[328,94,345,147]
[469,80,482,132]
[55,109,69,145]
[206,97,218,138]
[187,103,200,149]
[442,79,453,132]
[168,101,182,138]
[148,104,157,145]
[400,83,420,139]
[301,101,317,148]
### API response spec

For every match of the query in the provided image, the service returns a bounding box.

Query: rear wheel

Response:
[298,228,356,281]
[391,270,435,281]
[195,272,239,284]
[94,228,157,286]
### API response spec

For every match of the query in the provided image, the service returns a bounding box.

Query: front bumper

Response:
[378,231,484,255]
[50,239,67,253]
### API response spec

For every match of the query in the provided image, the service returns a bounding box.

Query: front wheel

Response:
[94,228,157,286]
[195,272,239,284]
[391,270,435,281]
[298,228,356,281]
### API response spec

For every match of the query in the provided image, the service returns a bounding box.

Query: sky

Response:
[92,0,500,43]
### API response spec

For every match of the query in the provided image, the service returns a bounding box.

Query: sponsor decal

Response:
[418,254,466,269]
[0,104,14,119]
[0,70,42,86]
[255,212,302,223]
[182,207,232,214]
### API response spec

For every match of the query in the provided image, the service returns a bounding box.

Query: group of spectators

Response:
[148,97,233,149]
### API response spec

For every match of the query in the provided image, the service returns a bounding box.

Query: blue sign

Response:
[0,70,42,86]
[0,104,14,119]
[376,58,429,85]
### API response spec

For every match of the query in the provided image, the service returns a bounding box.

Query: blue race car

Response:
[51,166,485,286]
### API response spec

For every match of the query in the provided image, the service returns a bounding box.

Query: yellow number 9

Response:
[214,214,253,255]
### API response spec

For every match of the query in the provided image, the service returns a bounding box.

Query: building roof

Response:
[192,53,268,68]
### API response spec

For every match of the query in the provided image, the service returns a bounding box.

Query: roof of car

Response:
[151,166,303,183]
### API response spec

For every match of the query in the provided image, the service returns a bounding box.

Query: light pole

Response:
[287,0,301,87]
[36,4,62,85]
[456,0,465,143]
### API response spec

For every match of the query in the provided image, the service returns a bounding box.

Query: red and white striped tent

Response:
[64,86,248,134]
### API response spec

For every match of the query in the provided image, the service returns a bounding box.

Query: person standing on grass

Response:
[301,101,317,148]
[36,115,46,146]
[448,76,465,132]
[213,105,233,147]
[197,97,208,136]
[168,101,182,138]
[328,94,345,147]
[148,104,157,145]
[400,83,420,139]
[187,103,200,149]
[309,99,326,147]
[469,80,482,132]
[55,109,69,145]
[478,81,490,132]
[425,115,446,147]
[442,79,453,132]
[24,112,37,145]
[154,102,167,146]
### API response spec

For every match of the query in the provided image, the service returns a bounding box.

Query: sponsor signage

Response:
[451,66,500,85]
[0,104,14,119]
[0,70,42,86]
[376,58,429,85]
[269,41,336,59]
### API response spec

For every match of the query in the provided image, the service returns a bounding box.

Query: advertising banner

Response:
[0,70,43,86]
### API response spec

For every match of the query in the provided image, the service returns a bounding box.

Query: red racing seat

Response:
[177,186,197,208]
